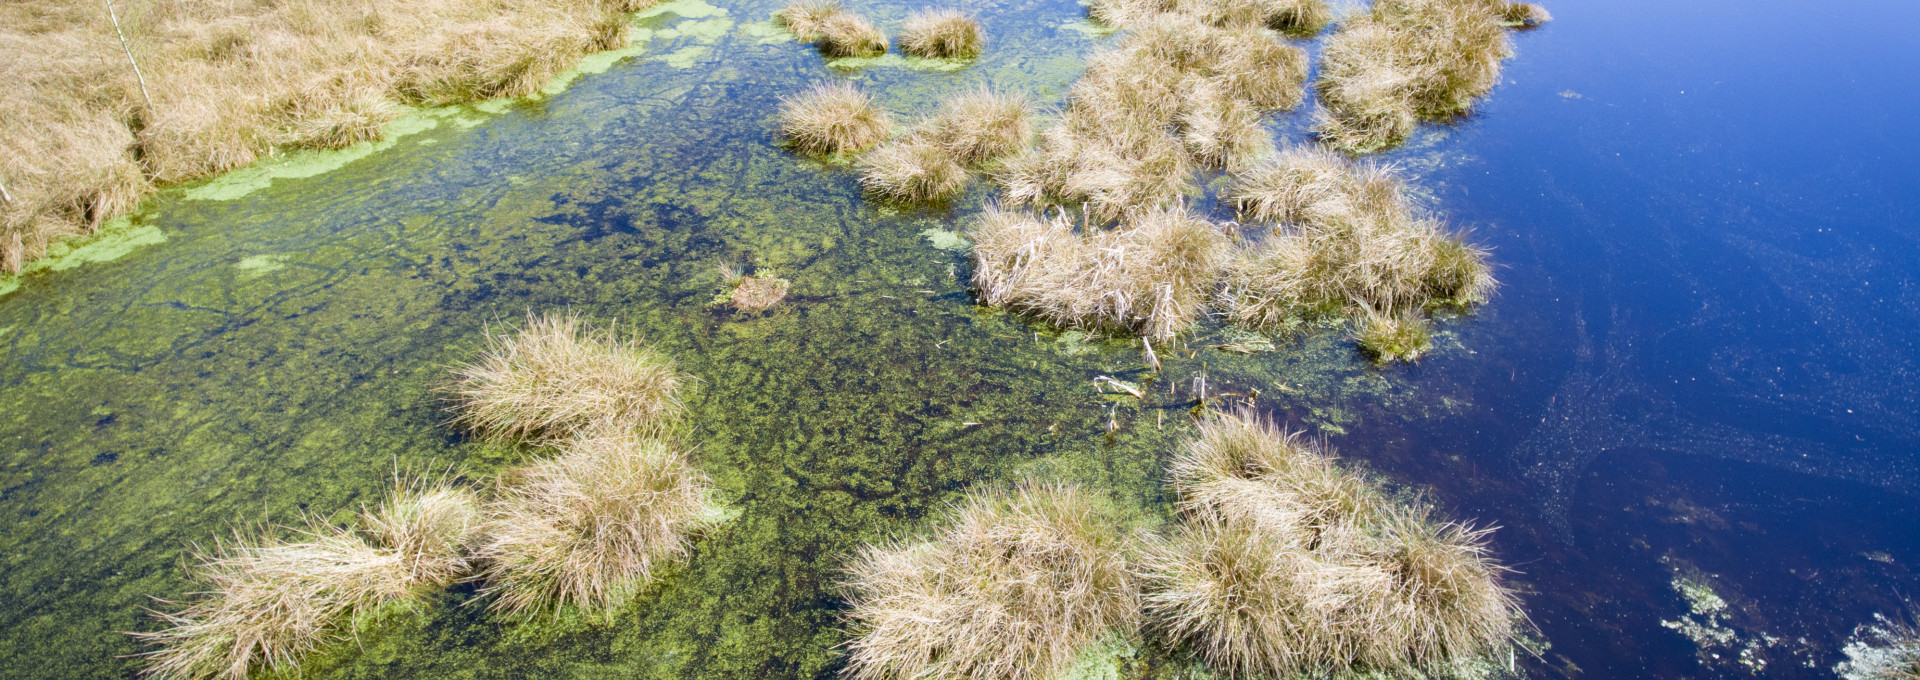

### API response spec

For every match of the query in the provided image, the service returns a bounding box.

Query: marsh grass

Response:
[1316,0,1538,152]
[899,8,984,59]
[476,434,716,618]
[1839,619,1920,680]
[928,88,1033,166]
[779,1,888,57]
[842,482,1138,680]
[1145,410,1521,678]
[858,135,971,204]
[779,81,894,156]
[776,0,844,41]
[134,480,479,680]
[968,205,1231,341]
[447,312,685,444]
[1353,307,1433,364]
[2,0,649,273]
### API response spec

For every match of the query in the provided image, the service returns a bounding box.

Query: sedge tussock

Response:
[1145,410,1522,679]
[842,482,1138,680]
[447,311,685,444]
[1352,306,1433,363]
[1838,619,1920,680]
[1180,0,1333,33]
[1498,2,1552,27]
[778,81,894,156]
[814,10,890,57]
[2,0,646,271]
[928,88,1034,165]
[1180,79,1275,171]
[134,480,479,680]
[1316,0,1534,152]
[858,134,971,204]
[968,205,1230,341]
[899,8,985,59]
[777,0,845,41]
[476,434,716,617]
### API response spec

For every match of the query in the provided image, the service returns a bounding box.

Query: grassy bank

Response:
[0,0,657,274]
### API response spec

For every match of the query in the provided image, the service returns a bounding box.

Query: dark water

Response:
[0,0,1916,677]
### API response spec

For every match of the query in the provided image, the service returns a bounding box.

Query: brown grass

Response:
[447,311,685,444]
[927,88,1033,165]
[784,4,889,58]
[1,0,650,273]
[133,480,480,680]
[1144,410,1521,678]
[718,263,791,312]
[476,433,715,617]
[776,0,844,41]
[858,135,971,204]
[842,482,1138,680]
[969,205,1231,341]
[778,81,894,156]
[1316,0,1532,152]
[899,8,984,59]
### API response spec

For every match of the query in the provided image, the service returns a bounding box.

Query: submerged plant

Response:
[716,263,792,313]
[899,8,985,59]
[476,434,716,617]
[842,482,1139,680]
[778,81,894,156]
[447,311,685,443]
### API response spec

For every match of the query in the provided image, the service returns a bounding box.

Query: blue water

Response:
[1,0,1917,677]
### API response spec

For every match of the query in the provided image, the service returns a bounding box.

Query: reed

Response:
[447,311,685,444]
[476,434,715,617]
[778,81,894,156]
[842,482,1138,680]
[2,0,647,273]
[899,8,984,59]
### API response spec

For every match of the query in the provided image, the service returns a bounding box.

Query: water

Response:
[1,0,1916,677]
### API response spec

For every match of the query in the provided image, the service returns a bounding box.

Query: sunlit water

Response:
[1,0,1916,677]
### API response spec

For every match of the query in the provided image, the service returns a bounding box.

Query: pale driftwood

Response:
[103,0,154,112]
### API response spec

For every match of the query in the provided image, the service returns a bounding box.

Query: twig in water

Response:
[1094,376,1142,399]
[1142,338,1161,372]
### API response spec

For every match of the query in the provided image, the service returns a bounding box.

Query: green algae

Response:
[234,254,289,275]
[657,17,736,42]
[918,227,968,251]
[656,46,714,68]
[738,18,796,44]
[0,215,169,298]
[183,112,448,202]
[638,0,728,19]
[827,52,973,72]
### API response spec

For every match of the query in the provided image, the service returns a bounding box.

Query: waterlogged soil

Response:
[0,0,1471,677]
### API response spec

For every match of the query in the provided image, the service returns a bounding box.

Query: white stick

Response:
[104,0,154,112]
[0,177,12,205]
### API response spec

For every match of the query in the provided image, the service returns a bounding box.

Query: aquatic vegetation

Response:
[968,205,1231,341]
[779,1,889,58]
[0,0,650,273]
[1499,2,1553,28]
[1353,307,1433,363]
[842,482,1138,680]
[899,8,985,59]
[778,81,894,156]
[858,135,972,204]
[717,263,792,312]
[1144,410,1521,679]
[928,88,1034,165]
[1179,79,1275,171]
[476,434,716,618]
[1837,616,1920,680]
[1315,0,1541,151]
[133,481,480,680]
[447,312,685,443]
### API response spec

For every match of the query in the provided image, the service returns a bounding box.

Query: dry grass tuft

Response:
[928,88,1033,165]
[1499,2,1552,27]
[1144,410,1521,679]
[1180,79,1275,171]
[447,312,685,444]
[811,9,890,57]
[2,0,649,272]
[858,135,971,204]
[842,482,1138,680]
[899,8,984,59]
[133,479,480,680]
[969,205,1231,341]
[777,0,845,41]
[1316,0,1535,152]
[476,434,715,617]
[778,81,894,156]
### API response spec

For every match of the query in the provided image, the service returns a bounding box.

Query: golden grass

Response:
[858,135,971,204]
[899,8,984,59]
[1179,79,1275,171]
[927,88,1033,165]
[1144,410,1520,678]
[778,81,894,156]
[776,0,844,41]
[778,1,888,58]
[133,480,479,680]
[968,205,1231,341]
[476,433,715,617]
[1,0,649,273]
[1316,0,1533,152]
[447,311,685,444]
[842,482,1138,680]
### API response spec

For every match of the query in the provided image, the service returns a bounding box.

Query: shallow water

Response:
[2,0,1917,677]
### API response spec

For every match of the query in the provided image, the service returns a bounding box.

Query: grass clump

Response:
[778,81,894,156]
[1353,307,1433,363]
[858,135,971,204]
[133,481,479,680]
[779,1,887,57]
[969,205,1231,341]
[927,88,1033,166]
[1143,410,1522,679]
[899,8,985,59]
[447,312,685,443]
[842,482,1138,680]
[1838,618,1920,680]
[1316,0,1542,152]
[2,0,647,273]
[476,434,716,617]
